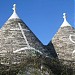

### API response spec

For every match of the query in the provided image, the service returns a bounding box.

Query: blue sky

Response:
[0,0,74,45]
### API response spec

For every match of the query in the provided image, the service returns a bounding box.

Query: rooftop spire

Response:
[63,13,67,21]
[8,4,20,20]
[61,13,71,27]
[13,4,16,13]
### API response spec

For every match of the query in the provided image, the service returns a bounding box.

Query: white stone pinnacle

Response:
[13,4,16,13]
[60,13,71,27]
[63,13,66,21]
[8,4,20,20]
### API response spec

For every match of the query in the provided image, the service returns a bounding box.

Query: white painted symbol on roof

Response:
[18,23,30,48]
[10,28,29,31]
[13,46,43,54]
[72,50,75,54]
[69,34,75,44]
[69,34,75,56]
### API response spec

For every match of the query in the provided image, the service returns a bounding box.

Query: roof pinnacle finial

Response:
[63,13,67,21]
[13,4,16,13]
[8,4,20,20]
[60,13,71,27]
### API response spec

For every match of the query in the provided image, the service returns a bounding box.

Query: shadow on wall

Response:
[46,41,58,58]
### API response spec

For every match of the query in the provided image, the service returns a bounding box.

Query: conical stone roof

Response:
[0,4,50,65]
[48,13,75,61]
